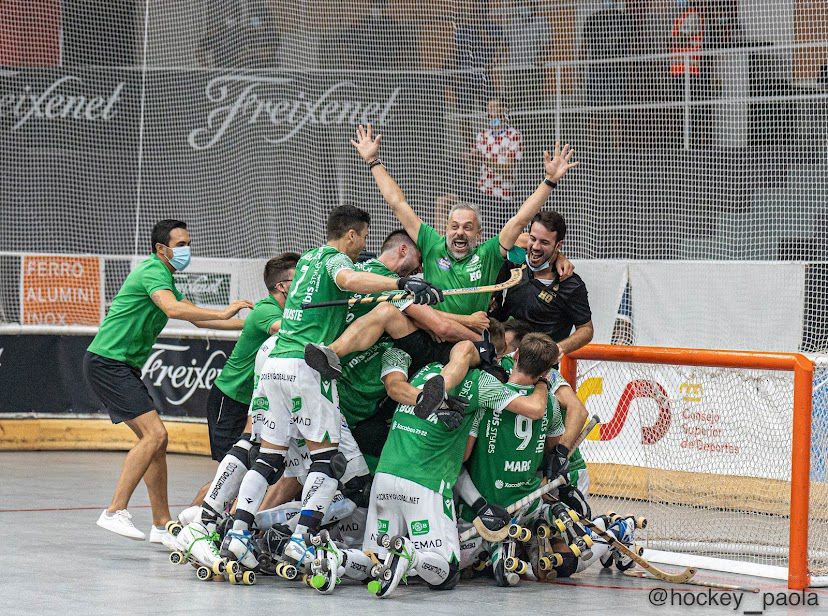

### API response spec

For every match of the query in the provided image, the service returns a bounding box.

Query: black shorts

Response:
[206,385,249,461]
[392,330,453,376]
[83,351,155,424]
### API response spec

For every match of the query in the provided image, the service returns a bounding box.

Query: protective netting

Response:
[1,0,828,348]
[576,357,828,577]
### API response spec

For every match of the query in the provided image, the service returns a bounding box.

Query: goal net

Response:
[562,346,828,588]
[1,0,827,351]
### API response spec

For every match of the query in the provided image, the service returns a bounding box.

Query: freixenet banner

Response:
[0,334,236,419]
[2,66,447,257]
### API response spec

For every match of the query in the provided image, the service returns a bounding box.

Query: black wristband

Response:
[368,159,383,169]
[537,377,551,389]
[471,497,487,514]
[555,443,570,457]
[543,177,557,188]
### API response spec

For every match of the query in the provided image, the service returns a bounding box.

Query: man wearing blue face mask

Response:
[491,211,593,362]
[85,219,254,542]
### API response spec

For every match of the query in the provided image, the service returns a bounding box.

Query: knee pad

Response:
[554,552,579,579]
[227,433,253,468]
[247,442,261,469]
[341,473,372,509]
[427,562,460,591]
[309,448,347,480]
[559,484,591,520]
[252,450,285,485]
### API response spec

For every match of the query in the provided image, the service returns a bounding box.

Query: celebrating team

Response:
[88,125,642,596]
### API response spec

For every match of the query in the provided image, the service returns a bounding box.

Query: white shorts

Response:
[363,473,460,564]
[257,356,341,446]
[283,415,369,485]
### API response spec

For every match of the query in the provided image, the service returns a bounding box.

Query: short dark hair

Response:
[488,317,507,356]
[380,229,416,254]
[504,319,533,346]
[326,205,371,241]
[516,332,559,379]
[530,211,567,242]
[151,219,187,253]
[264,252,300,292]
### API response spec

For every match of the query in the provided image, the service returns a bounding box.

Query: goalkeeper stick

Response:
[301,267,523,309]
[463,414,600,543]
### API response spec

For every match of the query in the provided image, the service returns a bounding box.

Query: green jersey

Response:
[467,371,567,508]
[377,362,519,494]
[214,296,283,404]
[417,223,504,315]
[272,246,354,359]
[338,258,410,427]
[88,254,183,368]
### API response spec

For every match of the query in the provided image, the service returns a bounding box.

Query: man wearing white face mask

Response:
[466,98,524,234]
[85,219,253,542]
[491,210,594,361]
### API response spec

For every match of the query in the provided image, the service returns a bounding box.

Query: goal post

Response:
[560,344,825,590]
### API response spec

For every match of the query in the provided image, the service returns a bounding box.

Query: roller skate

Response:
[549,503,594,560]
[220,529,259,585]
[304,343,342,380]
[306,530,344,593]
[367,534,416,598]
[282,533,317,572]
[248,524,296,580]
[490,523,533,587]
[168,521,226,582]
[534,521,564,580]
[600,513,646,572]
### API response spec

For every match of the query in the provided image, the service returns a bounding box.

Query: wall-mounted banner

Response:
[0,334,234,418]
[21,255,102,326]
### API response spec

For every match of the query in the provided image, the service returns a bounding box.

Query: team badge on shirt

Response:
[437,257,451,270]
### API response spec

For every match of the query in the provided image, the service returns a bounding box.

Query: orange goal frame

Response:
[560,344,815,590]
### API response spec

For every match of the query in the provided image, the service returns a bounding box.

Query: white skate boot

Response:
[367,534,416,599]
[219,529,259,585]
[169,521,225,581]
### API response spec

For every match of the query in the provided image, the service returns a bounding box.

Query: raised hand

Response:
[350,123,383,163]
[543,141,579,184]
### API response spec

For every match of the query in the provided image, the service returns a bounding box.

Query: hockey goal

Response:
[560,345,828,590]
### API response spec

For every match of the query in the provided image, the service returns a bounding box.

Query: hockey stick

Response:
[563,511,696,584]
[466,414,600,543]
[301,267,523,309]
[460,476,568,543]
[623,570,758,593]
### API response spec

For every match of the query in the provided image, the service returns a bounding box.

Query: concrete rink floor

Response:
[2,451,826,616]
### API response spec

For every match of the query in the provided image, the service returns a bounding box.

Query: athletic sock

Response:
[294,472,338,535]
[201,441,252,530]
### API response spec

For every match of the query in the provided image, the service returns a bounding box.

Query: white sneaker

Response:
[150,525,179,550]
[97,509,146,541]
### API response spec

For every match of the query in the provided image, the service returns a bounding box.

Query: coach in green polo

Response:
[85,219,253,542]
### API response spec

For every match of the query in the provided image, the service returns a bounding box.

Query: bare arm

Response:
[554,385,589,451]
[268,319,282,335]
[503,382,549,421]
[557,321,594,356]
[335,268,400,295]
[382,371,420,406]
[464,436,477,463]
[404,304,480,343]
[351,124,422,241]
[499,142,578,255]
[151,290,252,323]
[191,319,245,330]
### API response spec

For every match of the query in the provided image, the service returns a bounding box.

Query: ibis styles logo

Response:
[410,520,430,536]
[173,273,231,305]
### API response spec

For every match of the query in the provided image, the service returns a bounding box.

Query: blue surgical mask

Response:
[525,253,551,272]
[168,246,191,271]
[489,117,502,129]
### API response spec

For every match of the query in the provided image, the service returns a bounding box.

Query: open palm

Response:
[543,142,578,183]
[350,123,382,162]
